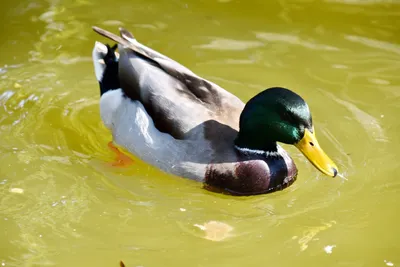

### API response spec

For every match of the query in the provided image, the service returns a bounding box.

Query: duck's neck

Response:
[234,133,280,157]
[234,144,282,158]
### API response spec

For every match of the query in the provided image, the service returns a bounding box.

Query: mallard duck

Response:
[91,26,338,195]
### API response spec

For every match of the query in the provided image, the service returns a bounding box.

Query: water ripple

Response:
[324,91,388,143]
[195,37,264,51]
[255,32,340,51]
[345,35,400,55]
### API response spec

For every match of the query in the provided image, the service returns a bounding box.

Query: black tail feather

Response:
[99,44,120,95]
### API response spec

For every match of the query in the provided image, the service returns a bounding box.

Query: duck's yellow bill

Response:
[295,128,338,177]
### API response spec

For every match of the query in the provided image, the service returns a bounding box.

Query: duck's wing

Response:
[93,26,244,139]
[93,26,236,107]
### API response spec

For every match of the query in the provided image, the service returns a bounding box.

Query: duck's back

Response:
[94,27,244,140]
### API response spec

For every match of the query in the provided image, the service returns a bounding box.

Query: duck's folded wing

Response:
[92,26,242,109]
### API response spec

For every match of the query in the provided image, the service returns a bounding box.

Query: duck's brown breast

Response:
[204,153,298,196]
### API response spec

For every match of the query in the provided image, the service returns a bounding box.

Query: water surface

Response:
[0,0,399,266]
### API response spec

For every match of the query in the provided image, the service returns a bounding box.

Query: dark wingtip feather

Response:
[92,25,103,34]
[92,26,128,46]
[119,27,136,41]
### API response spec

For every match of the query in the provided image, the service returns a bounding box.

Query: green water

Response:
[1,0,399,266]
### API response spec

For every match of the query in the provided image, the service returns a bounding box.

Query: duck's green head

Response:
[235,87,338,177]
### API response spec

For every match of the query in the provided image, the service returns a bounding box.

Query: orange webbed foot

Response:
[107,141,134,167]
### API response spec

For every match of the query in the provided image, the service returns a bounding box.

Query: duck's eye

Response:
[281,111,297,125]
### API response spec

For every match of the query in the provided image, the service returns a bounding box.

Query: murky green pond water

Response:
[1,0,399,266]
